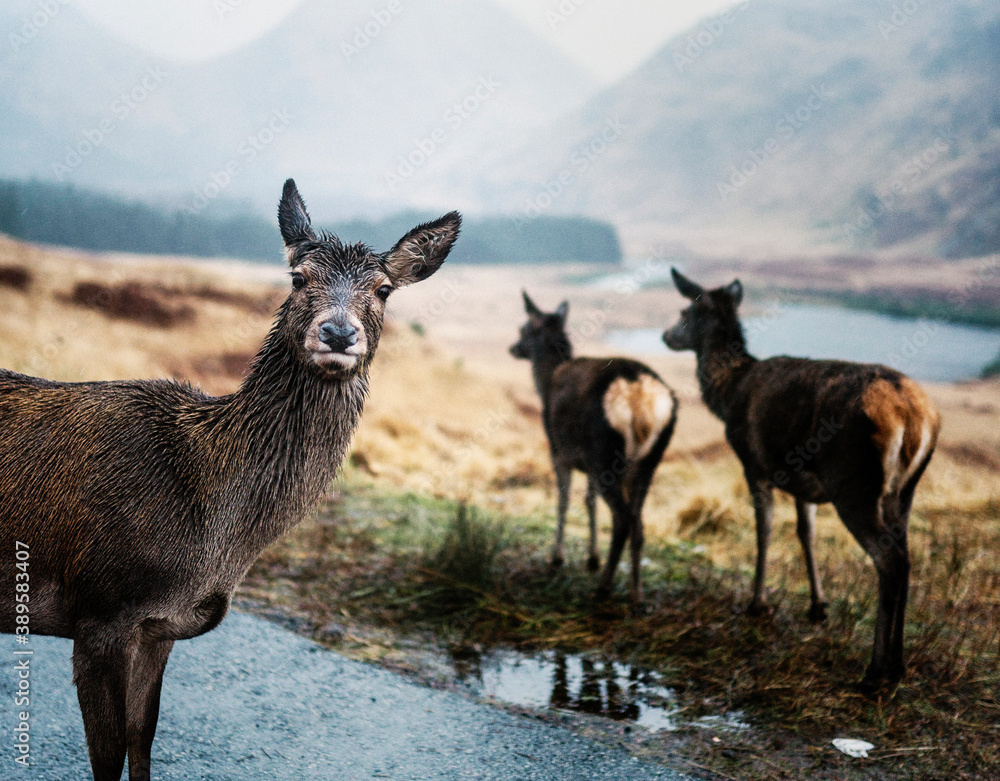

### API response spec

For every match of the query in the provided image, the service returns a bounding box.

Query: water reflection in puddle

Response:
[451,649,747,733]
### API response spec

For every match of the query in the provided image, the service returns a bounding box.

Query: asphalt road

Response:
[2,611,688,780]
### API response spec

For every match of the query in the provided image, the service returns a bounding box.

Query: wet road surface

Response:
[2,611,689,780]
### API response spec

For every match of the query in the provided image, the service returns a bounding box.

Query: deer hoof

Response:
[586,554,600,572]
[807,602,829,623]
[858,664,903,697]
[550,554,564,570]
[745,600,772,618]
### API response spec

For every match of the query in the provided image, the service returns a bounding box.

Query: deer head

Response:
[278,179,461,379]
[662,268,743,353]
[509,291,571,363]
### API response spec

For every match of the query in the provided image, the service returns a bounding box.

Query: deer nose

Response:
[318,320,358,353]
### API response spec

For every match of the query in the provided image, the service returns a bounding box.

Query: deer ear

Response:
[671,267,704,300]
[278,179,316,258]
[724,279,743,307]
[555,300,569,322]
[522,290,543,318]
[383,211,461,287]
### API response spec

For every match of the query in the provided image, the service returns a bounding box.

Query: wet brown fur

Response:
[663,269,940,691]
[512,292,677,606]
[0,180,460,780]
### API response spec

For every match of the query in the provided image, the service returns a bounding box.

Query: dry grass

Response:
[2,236,998,779]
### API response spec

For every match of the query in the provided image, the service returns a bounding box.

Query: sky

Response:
[72,0,742,85]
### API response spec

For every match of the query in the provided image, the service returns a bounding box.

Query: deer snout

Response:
[318,320,358,353]
[662,327,686,351]
[510,342,528,359]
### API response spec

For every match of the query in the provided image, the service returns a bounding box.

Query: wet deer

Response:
[511,292,677,606]
[663,269,940,690]
[0,179,460,780]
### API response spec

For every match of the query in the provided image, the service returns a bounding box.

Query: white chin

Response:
[311,352,359,373]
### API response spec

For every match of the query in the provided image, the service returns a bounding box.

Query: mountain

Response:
[479,0,1000,258]
[0,0,596,219]
[4,0,999,259]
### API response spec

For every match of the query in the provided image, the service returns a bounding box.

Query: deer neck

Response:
[693,326,756,421]
[529,343,572,403]
[201,315,369,548]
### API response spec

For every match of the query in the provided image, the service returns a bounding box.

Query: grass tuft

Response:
[425,503,507,599]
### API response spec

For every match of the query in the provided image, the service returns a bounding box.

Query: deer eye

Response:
[375,284,392,302]
[291,272,306,290]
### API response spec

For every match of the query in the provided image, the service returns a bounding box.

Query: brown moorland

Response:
[1,234,997,780]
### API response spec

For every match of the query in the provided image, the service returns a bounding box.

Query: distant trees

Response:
[0,180,281,260]
[0,179,622,266]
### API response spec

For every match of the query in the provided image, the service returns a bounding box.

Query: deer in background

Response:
[663,268,940,691]
[0,179,461,781]
[511,292,677,607]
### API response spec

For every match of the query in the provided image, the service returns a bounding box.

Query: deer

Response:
[0,179,461,781]
[662,268,940,691]
[510,292,677,607]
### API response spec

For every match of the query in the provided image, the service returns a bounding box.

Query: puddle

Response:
[450,648,747,733]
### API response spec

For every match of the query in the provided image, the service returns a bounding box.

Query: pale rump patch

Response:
[862,377,941,495]
[603,375,675,461]
[881,425,906,495]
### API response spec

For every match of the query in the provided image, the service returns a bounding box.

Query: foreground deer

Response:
[663,269,940,690]
[511,292,677,606]
[0,179,460,780]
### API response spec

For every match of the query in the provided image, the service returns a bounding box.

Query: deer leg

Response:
[747,481,774,616]
[595,487,632,602]
[628,513,645,608]
[126,639,174,781]
[73,633,136,781]
[795,499,828,622]
[585,475,599,571]
[836,495,910,691]
[551,463,572,568]
[881,495,911,685]
[625,465,656,609]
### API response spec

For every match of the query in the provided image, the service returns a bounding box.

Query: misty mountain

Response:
[477,0,1000,258]
[4,0,999,259]
[0,0,595,219]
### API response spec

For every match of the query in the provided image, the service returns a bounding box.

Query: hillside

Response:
[5,1,999,259]
[0,0,595,218]
[485,0,1000,258]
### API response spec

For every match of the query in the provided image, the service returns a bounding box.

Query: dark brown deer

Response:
[662,269,940,690]
[511,292,677,606]
[0,179,460,780]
